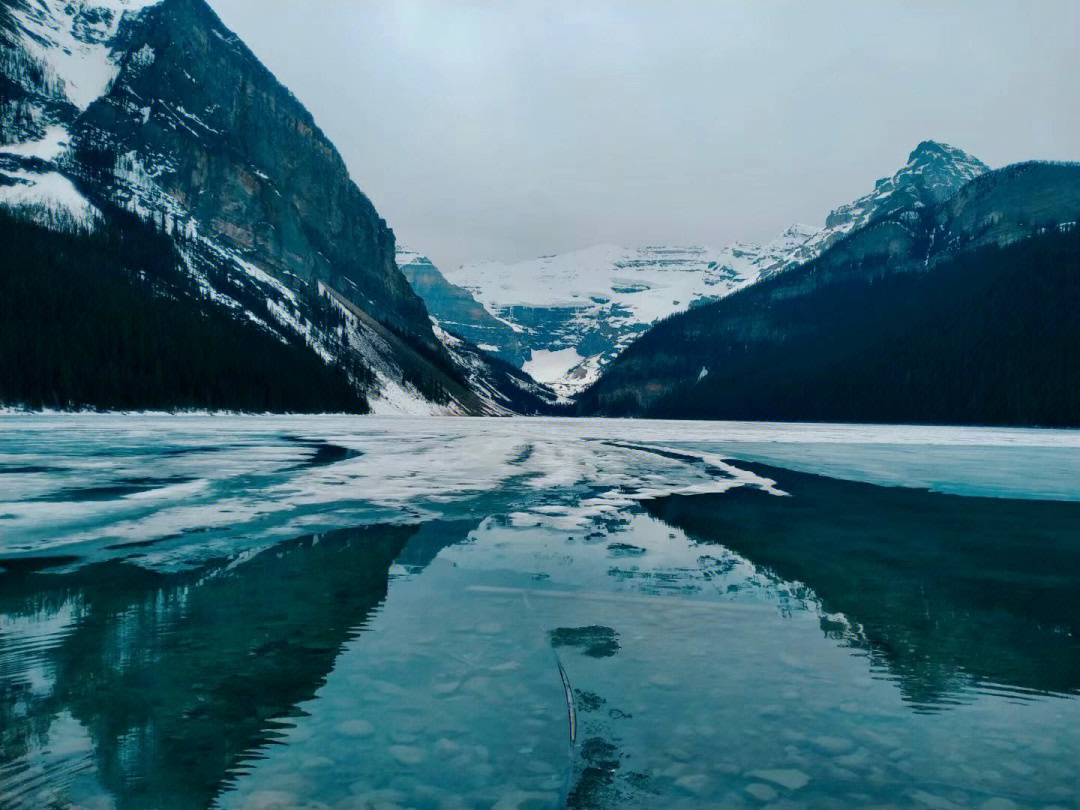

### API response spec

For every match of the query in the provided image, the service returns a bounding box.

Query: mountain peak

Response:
[820,139,988,235]
[906,140,988,177]
[909,139,955,159]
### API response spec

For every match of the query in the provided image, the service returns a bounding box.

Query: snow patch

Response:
[0,169,100,226]
[322,286,463,416]
[8,0,166,111]
[0,125,71,162]
[523,348,585,385]
[233,256,299,304]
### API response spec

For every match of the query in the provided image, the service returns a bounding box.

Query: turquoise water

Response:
[1,416,1078,809]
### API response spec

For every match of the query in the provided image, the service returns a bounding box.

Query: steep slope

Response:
[396,248,528,365]
[578,162,1080,426]
[318,282,558,415]
[434,326,562,416]
[0,205,370,412]
[441,141,986,398]
[774,140,988,275]
[76,0,435,341]
[0,0,508,413]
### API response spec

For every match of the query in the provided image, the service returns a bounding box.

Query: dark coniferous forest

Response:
[0,207,370,413]
[579,225,1080,426]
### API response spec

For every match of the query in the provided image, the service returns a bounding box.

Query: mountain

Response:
[773,140,988,276]
[577,160,1080,426]
[433,141,988,398]
[0,0,536,414]
[442,236,819,397]
[396,248,528,365]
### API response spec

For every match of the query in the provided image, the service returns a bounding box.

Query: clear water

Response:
[1,415,1079,810]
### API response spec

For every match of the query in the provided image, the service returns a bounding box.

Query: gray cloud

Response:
[207,0,1080,272]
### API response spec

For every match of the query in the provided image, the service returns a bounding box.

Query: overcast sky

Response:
[206,1,1080,272]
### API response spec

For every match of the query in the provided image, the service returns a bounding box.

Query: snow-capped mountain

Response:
[775,141,988,276]
[0,0,546,414]
[432,141,988,398]
[445,237,822,397]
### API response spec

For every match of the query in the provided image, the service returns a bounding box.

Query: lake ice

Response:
[1,415,1078,809]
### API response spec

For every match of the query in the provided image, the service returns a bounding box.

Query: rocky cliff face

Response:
[396,248,527,365]
[0,0,539,413]
[73,0,433,344]
[775,140,988,275]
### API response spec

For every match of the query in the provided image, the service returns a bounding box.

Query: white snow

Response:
[0,124,98,229]
[449,232,825,328]
[0,125,71,161]
[522,348,585,385]
[0,169,100,226]
[233,256,299,304]
[366,378,447,416]
[8,0,165,110]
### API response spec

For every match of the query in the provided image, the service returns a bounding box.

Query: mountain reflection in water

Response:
[645,461,1080,707]
[0,522,470,810]
[1,434,1079,810]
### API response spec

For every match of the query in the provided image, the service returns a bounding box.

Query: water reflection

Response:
[3,455,1080,810]
[0,522,463,810]
[645,461,1080,707]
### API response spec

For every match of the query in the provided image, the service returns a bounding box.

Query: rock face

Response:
[397,248,528,365]
[76,0,433,344]
[578,159,1080,426]
[1,0,542,413]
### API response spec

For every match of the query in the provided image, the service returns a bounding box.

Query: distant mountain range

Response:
[0,0,555,414]
[402,140,992,397]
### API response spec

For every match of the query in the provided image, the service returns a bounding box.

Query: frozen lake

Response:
[1,415,1079,809]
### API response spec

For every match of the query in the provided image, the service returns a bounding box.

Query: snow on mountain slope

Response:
[0,121,100,228]
[444,233,821,397]
[6,0,164,111]
[776,141,988,276]
[433,325,561,416]
[0,1,171,229]
[0,166,100,224]
[324,288,460,417]
[0,124,70,160]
